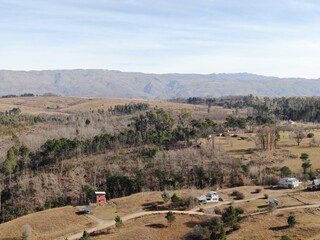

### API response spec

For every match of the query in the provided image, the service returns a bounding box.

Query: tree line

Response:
[183,95,320,122]
[108,103,149,114]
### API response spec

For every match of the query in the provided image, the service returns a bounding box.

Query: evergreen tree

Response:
[80,230,90,240]
[161,190,170,203]
[222,206,238,228]
[114,215,123,230]
[165,211,175,227]
[4,147,17,183]
[300,153,312,174]
[287,215,296,227]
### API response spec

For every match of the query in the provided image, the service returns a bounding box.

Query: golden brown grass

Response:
[93,205,118,221]
[216,190,319,215]
[0,206,96,240]
[91,189,320,240]
[0,96,233,122]
[91,213,206,240]
[229,208,320,240]
[215,128,320,173]
[110,189,207,216]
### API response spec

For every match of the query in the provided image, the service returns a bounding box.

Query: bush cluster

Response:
[231,190,245,200]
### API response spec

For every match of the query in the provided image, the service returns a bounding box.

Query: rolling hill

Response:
[1,69,320,99]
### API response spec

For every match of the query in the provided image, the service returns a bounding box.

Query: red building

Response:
[95,191,107,205]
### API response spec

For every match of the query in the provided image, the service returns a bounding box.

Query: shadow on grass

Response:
[141,201,168,211]
[228,148,255,154]
[184,220,200,228]
[269,225,289,231]
[145,223,167,229]
[257,204,269,209]
[90,229,114,237]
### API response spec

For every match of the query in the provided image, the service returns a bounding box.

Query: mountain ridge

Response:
[0,69,319,99]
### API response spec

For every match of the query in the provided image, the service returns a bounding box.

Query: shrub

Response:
[254,188,262,194]
[165,211,176,227]
[222,206,238,227]
[307,133,314,138]
[233,224,241,231]
[214,208,223,215]
[171,193,182,207]
[241,164,249,176]
[235,207,244,215]
[80,231,90,240]
[280,166,292,177]
[161,190,170,203]
[114,215,123,230]
[287,215,296,227]
[281,235,292,240]
[231,190,245,200]
[264,194,269,199]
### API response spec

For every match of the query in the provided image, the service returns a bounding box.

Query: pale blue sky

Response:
[1,0,320,77]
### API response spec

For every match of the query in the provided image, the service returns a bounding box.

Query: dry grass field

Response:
[215,128,320,173]
[91,209,320,240]
[88,189,320,240]
[0,96,236,122]
[92,205,118,221]
[90,213,206,240]
[229,208,320,240]
[211,190,320,216]
[96,186,293,219]
[0,206,96,240]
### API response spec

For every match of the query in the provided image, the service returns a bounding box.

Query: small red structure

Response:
[95,191,107,205]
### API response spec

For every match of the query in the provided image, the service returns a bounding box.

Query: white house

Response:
[279,178,301,189]
[198,191,219,204]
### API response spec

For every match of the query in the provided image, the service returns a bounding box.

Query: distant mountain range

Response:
[0,69,320,99]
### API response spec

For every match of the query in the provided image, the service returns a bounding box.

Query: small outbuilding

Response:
[95,191,107,205]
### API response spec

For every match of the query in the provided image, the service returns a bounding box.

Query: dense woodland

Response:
[0,97,319,222]
[183,95,320,122]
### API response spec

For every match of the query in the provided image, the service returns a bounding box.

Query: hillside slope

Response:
[1,70,320,98]
[0,206,95,240]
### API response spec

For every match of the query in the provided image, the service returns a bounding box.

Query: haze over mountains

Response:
[1,69,320,99]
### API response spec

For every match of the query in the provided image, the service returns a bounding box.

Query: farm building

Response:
[279,178,301,189]
[95,191,107,205]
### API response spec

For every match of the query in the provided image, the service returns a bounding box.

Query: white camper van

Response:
[279,178,300,189]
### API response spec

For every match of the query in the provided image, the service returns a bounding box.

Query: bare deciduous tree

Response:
[256,126,278,151]
[22,224,32,240]
[293,128,305,146]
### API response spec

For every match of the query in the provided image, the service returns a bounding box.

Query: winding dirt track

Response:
[55,194,320,240]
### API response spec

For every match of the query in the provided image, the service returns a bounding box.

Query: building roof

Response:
[95,191,106,195]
